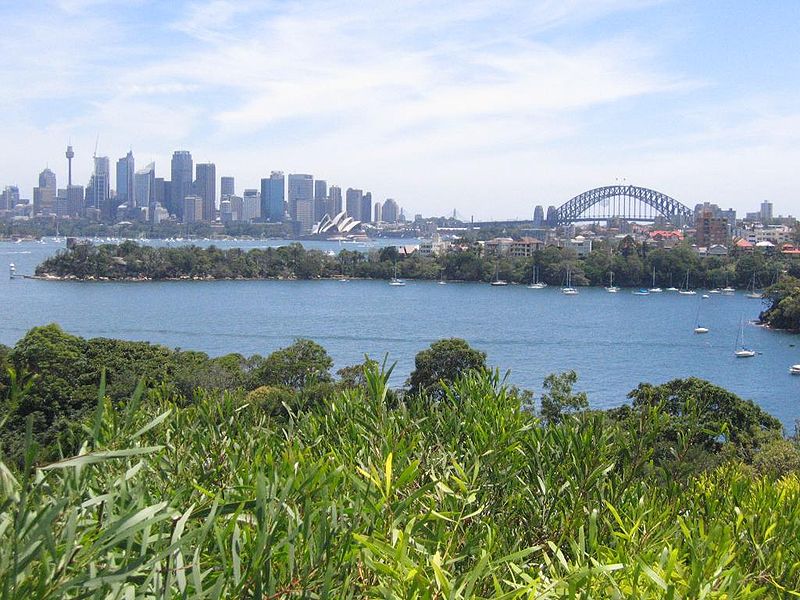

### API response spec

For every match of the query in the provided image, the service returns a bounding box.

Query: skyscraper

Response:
[134,163,155,213]
[314,179,328,221]
[260,171,285,222]
[33,167,57,215]
[220,176,235,197]
[287,174,313,221]
[760,200,773,223]
[374,201,383,223]
[92,156,111,220]
[327,185,342,216]
[195,162,217,221]
[382,198,399,223]
[116,151,135,208]
[361,192,372,223]
[345,188,363,220]
[170,151,193,219]
[243,189,261,222]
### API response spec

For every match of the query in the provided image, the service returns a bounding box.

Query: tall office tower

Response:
[1,185,20,211]
[195,162,217,221]
[313,179,328,220]
[170,150,193,219]
[33,167,57,214]
[545,205,557,227]
[134,163,155,212]
[220,176,235,197]
[287,174,313,220]
[533,205,544,227]
[361,192,372,223]
[92,156,112,220]
[760,200,773,223]
[116,151,135,207]
[154,177,166,206]
[182,196,204,223]
[382,198,399,223]
[242,189,261,222]
[66,144,74,186]
[345,188,363,220]
[260,171,285,222]
[230,195,244,222]
[66,185,84,216]
[374,201,382,223]
[296,199,314,233]
[327,185,342,216]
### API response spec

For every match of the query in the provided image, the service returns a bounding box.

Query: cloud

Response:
[0,0,797,218]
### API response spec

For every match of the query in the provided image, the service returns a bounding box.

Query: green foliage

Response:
[1,368,799,597]
[406,338,487,398]
[539,370,588,423]
[248,339,333,389]
[761,275,800,331]
[752,437,800,478]
[245,385,297,418]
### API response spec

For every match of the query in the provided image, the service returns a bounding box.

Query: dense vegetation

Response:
[761,275,800,331]
[2,325,800,597]
[36,239,800,289]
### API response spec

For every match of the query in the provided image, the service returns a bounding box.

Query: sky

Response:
[1,0,799,219]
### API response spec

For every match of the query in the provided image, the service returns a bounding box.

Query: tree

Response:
[539,370,588,423]
[407,338,487,398]
[250,339,333,390]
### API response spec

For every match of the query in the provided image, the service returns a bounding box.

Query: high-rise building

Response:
[296,199,315,233]
[345,188,363,220]
[220,176,235,197]
[182,196,203,223]
[1,186,20,211]
[314,180,327,201]
[327,185,342,216]
[194,162,217,221]
[287,174,313,220]
[260,171,285,222]
[361,191,372,223]
[134,163,155,211]
[66,185,84,216]
[91,156,112,220]
[533,205,544,227]
[33,167,57,215]
[170,151,193,219]
[154,177,166,206]
[313,179,328,221]
[382,198,399,223]
[65,145,74,187]
[374,201,382,223]
[760,201,773,223]
[242,189,261,222]
[696,205,729,247]
[115,151,135,208]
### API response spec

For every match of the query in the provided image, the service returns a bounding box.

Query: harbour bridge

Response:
[553,185,693,226]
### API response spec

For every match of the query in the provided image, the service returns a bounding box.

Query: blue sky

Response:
[1,0,799,219]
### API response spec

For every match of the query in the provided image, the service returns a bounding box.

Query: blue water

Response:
[3,239,799,430]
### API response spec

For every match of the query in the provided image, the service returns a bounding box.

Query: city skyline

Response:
[1,1,800,218]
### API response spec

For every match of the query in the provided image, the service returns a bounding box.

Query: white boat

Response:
[693,301,708,333]
[389,264,406,286]
[490,263,508,287]
[561,267,578,295]
[790,365,800,375]
[745,274,763,299]
[648,267,662,293]
[666,287,679,292]
[605,271,619,293]
[734,318,756,358]
[633,288,650,296]
[678,271,696,295]
[702,294,710,299]
[709,289,721,294]
[527,265,547,289]
[722,286,736,295]
[9,263,16,279]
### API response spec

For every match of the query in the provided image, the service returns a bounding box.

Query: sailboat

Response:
[790,365,800,375]
[721,277,735,295]
[561,267,578,295]
[734,318,756,358]
[490,263,508,287]
[605,271,619,293]
[693,300,708,333]
[745,273,762,299]
[527,265,547,289]
[678,271,697,295]
[389,263,406,286]
[648,266,662,293]
[665,273,679,292]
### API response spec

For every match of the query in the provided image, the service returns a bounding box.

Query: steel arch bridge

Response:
[555,185,692,226]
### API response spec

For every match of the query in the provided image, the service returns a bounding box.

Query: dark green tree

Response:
[407,338,487,398]
[539,370,588,424]
[250,339,333,389]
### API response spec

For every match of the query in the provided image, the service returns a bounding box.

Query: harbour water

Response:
[3,239,799,430]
